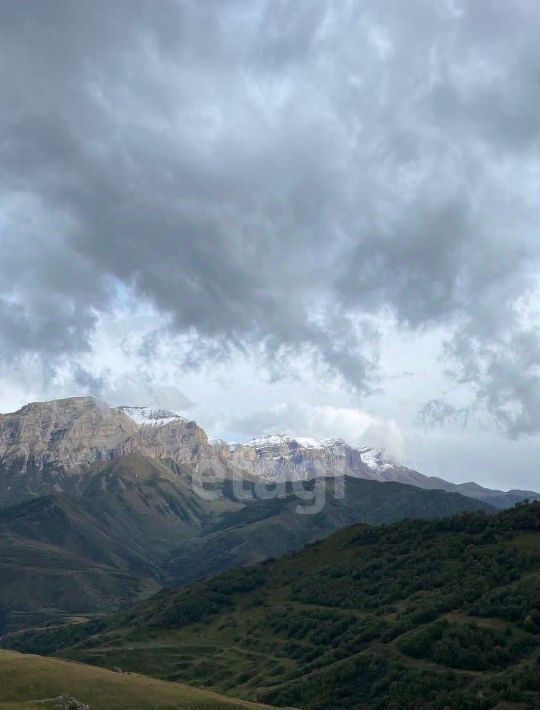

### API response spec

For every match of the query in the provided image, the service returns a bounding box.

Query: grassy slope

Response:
[0,455,224,632]
[0,535,160,620]
[0,464,494,636]
[0,650,266,710]
[37,502,538,710]
[163,476,495,586]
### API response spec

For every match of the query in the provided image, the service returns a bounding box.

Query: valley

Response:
[0,397,538,709]
[3,502,538,709]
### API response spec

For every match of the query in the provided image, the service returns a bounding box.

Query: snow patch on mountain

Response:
[208,437,227,446]
[294,436,322,448]
[321,437,347,448]
[227,433,396,470]
[247,434,298,448]
[239,434,352,450]
[117,406,185,428]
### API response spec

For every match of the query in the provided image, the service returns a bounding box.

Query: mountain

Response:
[0,396,534,640]
[0,397,535,510]
[0,463,493,635]
[0,648,266,709]
[12,502,538,710]
[0,492,147,570]
[0,396,226,507]
[216,433,538,508]
[0,492,162,630]
[0,451,243,634]
[161,476,495,587]
[0,446,222,577]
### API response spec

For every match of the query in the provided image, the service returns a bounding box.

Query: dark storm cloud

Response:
[0,0,539,432]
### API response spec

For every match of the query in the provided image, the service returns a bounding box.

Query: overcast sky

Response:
[1,1,539,490]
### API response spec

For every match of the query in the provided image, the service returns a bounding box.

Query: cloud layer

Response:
[1,0,539,436]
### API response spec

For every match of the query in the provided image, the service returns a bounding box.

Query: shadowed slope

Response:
[0,459,496,636]
[162,476,495,586]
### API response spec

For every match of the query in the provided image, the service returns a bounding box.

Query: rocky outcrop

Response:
[0,397,141,471]
[34,695,91,709]
[218,433,431,484]
[224,435,370,480]
[0,397,226,505]
[214,434,538,508]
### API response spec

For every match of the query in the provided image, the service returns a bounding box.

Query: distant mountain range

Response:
[0,396,536,637]
[0,396,535,508]
[213,433,537,509]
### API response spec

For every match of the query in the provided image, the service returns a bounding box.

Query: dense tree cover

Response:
[399,619,534,670]
[263,652,540,710]
[292,507,538,634]
[123,567,265,630]
[2,618,106,656]
[4,502,539,709]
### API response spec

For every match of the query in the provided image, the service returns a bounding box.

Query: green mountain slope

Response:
[163,476,496,586]
[0,649,266,709]
[0,483,172,634]
[0,492,153,572]
[0,455,495,637]
[0,454,237,633]
[25,501,539,710]
[0,525,159,634]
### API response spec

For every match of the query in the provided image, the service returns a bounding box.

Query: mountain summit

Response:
[0,396,223,505]
[116,406,187,427]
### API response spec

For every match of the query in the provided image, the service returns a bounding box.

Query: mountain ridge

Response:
[215,432,537,508]
[0,464,494,635]
[0,395,534,640]
[0,396,535,509]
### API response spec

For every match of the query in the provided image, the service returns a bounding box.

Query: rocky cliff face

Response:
[213,434,538,508]
[219,435,371,480]
[215,433,434,484]
[0,398,536,509]
[0,397,226,505]
[0,398,139,472]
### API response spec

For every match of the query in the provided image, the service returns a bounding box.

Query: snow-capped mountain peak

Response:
[216,432,401,481]
[233,433,393,467]
[0,397,535,510]
[320,437,347,447]
[116,406,185,428]
[294,436,322,449]
[245,434,316,449]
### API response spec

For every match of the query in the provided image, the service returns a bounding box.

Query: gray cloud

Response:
[418,399,470,430]
[0,1,539,433]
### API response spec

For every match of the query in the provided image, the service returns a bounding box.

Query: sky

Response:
[0,0,539,491]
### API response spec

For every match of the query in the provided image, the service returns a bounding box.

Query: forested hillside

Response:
[7,502,538,709]
[0,463,494,634]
